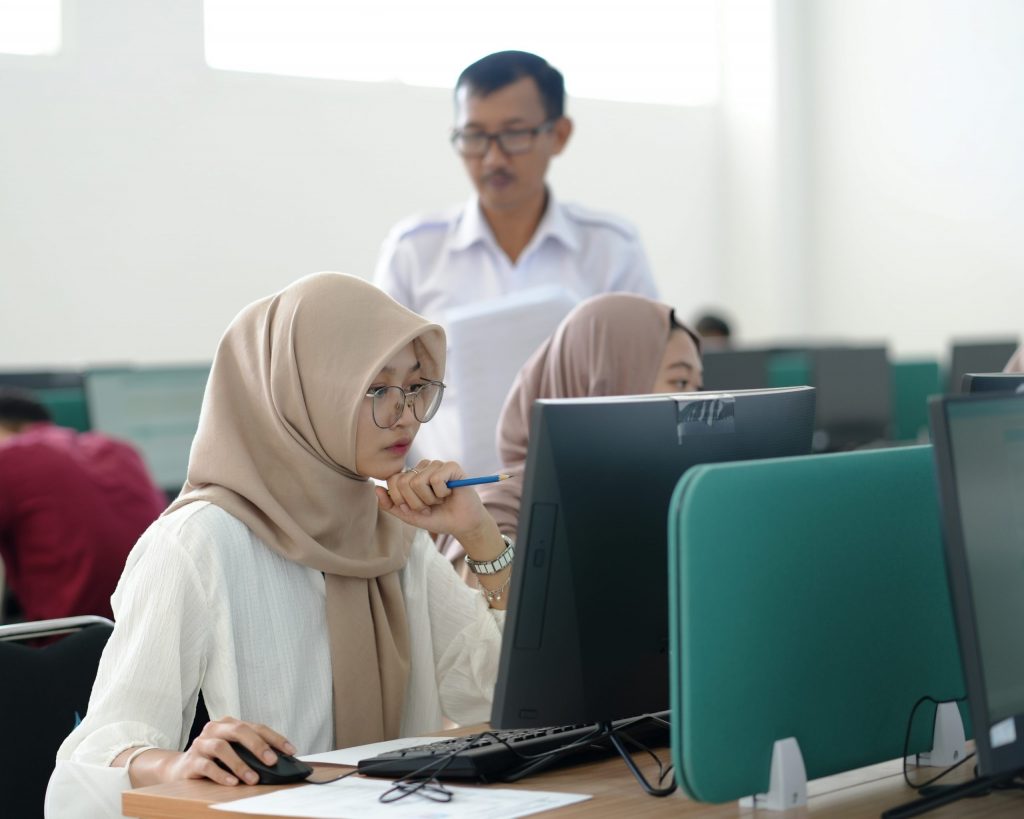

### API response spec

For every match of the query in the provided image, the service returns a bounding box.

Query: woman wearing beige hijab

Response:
[47,273,512,817]
[440,292,703,574]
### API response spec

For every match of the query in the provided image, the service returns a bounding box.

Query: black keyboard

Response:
[356,712,670,782]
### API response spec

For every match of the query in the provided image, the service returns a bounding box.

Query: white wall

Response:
[5,0,1021,370]
[801,0,1024,357]
[0,0,720,368]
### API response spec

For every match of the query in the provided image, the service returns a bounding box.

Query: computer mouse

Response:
[215,740,313,785]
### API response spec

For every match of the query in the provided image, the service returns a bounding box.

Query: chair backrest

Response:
[668,446,967,803]
[0,617,113,816]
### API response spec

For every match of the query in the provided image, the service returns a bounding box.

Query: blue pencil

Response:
[446,473,513,489]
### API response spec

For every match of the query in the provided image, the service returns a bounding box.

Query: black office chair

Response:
[0,616,114,817]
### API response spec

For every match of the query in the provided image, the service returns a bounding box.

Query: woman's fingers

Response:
[192,736,257,784]
[197,755,240,786]
[187,717,297,786]
[397,460,462,509]
[228,723,282,767]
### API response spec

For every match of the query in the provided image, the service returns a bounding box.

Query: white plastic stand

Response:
[912,701,967,768]
[740,737,808,810]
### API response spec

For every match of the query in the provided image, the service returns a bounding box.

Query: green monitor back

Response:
[84,365,210,493]
[0,371,90,432]
[668,446,968,803]
[891,360,942,442]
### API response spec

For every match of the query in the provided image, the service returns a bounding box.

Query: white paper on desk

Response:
[210,777,590,818]
[299,737,447,766]
[441,285,578,476]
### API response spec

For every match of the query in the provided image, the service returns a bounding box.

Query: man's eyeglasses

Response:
[365,380,446,429]
[450,120,556,158]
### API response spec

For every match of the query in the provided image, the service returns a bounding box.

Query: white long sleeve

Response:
[45,502,503,819]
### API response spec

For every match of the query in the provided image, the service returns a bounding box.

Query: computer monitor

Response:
[84,365,210,494]
[0,371,90,432]
[810,346,891,451]
[930,393,1024,782]
[491,386,816,731]
[949,341,1019,394]
[699,349,771,391]
[962,373,1024,395]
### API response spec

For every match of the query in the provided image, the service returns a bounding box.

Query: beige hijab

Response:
[441,294,680,566]
[166,272,445,747]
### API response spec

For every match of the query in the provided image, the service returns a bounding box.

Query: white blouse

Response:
[45,502,504,819]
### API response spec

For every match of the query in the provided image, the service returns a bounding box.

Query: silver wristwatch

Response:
[464,534,515,575]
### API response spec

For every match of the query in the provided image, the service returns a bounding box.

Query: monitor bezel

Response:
[962,373,1024,394]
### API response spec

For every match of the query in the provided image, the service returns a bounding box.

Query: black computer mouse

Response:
[215,740,313,785]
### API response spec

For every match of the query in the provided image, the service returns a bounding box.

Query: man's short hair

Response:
[456,51,565,120]
[695,313,732,340]
[0,387,52,426]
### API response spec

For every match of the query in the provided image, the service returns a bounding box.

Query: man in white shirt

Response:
[375,51,659,466]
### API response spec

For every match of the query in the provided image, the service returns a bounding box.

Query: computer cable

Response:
[306,752,456,804]
[900,694,973,791]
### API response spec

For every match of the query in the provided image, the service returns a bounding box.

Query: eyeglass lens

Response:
[456,130,535,156]
[373,383,443,428]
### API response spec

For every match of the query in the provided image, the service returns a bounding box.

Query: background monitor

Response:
[962,373,1024,395]
[0,371,90,432]
[810,346,891,451]
[930,393,1024,779]
[700,349,771,391]
[491,386,816,730]
[84,365,209,495]
[949,340,1019,394]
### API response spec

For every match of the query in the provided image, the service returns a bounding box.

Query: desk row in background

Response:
[700,336,1019,449]
[1,336,1019,494]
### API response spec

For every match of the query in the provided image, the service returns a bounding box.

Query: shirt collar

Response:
[450,190,582,254]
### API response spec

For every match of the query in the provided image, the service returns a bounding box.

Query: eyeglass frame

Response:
[449,119,557,158]
[364,380,446,429]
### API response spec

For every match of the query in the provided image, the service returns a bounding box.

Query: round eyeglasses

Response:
[450,120,556,158]
[365,380,446,429]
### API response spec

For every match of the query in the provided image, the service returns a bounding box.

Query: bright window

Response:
[0,0,61,55]
[204,0,720,107]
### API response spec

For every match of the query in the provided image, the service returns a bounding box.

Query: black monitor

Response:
[699,349,771,391]
[949,341,1018,394]
[930,393,1024,782]
[962,373,1024,395]
[491,386,816,731]
[810,346,891,451]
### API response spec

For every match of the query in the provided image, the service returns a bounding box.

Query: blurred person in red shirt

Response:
[0,388,165,622]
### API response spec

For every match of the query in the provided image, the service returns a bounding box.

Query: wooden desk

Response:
[123,750,1022,818]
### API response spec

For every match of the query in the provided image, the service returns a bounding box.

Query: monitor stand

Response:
[881,768,1024,818]
[602,721,677,797]
[502,714,677,796]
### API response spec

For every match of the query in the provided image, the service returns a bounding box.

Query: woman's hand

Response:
[114,716,296,787]
[376,459,492,542]
[377,460,512,609]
